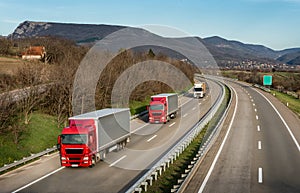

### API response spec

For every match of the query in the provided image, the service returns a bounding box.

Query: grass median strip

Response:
[144,85,230,193]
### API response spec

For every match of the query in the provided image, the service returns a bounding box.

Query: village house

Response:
[21,46,46,60]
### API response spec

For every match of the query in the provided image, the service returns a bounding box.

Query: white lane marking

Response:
[199,103,202,105]
[183,113,188,117]
[257,125,261,131]
[198,85,238,193]
[258,141,262,150]
[251,99,254,102]
[254,108,257,112]
[258,167,263,183]
[256,90,300,152]
[181,98,193,107]
[192,107,196,111]
[253,103,256,106]
[12,167,65,193]
[169,122,176,127]
[109,155,127,167]
[132,123,150,133]
[256,115,259,120]
[147,135,157,142]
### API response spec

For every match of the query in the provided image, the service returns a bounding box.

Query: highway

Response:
[0,79,222,193]
[182,79,300,193]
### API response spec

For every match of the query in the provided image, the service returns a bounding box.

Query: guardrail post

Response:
[166,159,171,168]
[141,182,148,192]
[134,187,142,193]
[152,171,158,180]
[147,176,153,186]
[157,167,162,176]
[161,163,166,172]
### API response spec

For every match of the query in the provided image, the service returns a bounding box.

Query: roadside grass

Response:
[144,85,230,193]
[0,56,23,75]
[0,112,61,167]
[271,90,300,117]
[129,97,150,115]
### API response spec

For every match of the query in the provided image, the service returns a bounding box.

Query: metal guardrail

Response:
[0,146,57,174]
[125,79,226,193]
[176,82,234,193]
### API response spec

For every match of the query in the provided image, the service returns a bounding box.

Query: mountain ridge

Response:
[8,21,300,66]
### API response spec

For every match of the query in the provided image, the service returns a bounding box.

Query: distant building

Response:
[22,46,46,60]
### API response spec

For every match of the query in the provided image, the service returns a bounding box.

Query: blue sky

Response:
[0,0,299,50]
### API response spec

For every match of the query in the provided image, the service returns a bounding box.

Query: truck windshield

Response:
[150,104,164,110]
[194,87,203,92]
[61,134,87,145]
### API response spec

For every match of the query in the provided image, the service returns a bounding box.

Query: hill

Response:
[8,21,300,66]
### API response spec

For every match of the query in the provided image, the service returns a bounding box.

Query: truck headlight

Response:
[83,156,89,160]
[61,157,66,160]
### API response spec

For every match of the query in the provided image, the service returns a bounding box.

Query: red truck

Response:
[148,93,179,123]
[57,108,130,167]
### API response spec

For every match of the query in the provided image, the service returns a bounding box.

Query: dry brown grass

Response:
[0,57,23,75]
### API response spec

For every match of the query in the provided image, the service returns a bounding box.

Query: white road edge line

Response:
[109,155,127,167]
[257,125,261,131]
[147,135,157,142]
[258,141,262,150]
[198,86,238,193]
[169,122,176,127]
[256,90,300,152]
[258,167,263,183]
[12,166,65,193]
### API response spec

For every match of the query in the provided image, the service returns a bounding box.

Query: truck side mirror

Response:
[57,135,61,151]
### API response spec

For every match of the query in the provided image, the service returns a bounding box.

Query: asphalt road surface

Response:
[0,79,222,193]
[184,79,300,193]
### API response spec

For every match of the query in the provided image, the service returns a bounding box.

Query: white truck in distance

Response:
[193,82,206,98]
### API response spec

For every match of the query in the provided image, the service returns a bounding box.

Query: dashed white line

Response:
[256,115,259,120]
[253,103,256,106]
[132,123,149,133]
[147,135,157,142]
[258,141,262,150]
[254,108,257,112]
[109,155,127,167]
[12,167,65,193]
[192,107,196,111]
[257,125,261,131]
[183,113,188,117]
[251,99,254,102]
[258,167,263,183]
[169,122,176,127]
[199,103,202,105]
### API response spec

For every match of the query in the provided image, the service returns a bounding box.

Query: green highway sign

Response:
[263,75,272,86]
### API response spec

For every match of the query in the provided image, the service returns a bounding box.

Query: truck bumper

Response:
[149,116,166,123]
[61,156,91,167]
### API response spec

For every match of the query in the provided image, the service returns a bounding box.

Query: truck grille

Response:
[152,112,162,116]
[69,157,81,160]
[65,148,83,154]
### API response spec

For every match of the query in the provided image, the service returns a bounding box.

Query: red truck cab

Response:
[148,96,168,123]
[57,119,96,167]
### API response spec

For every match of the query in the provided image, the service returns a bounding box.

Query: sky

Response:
[0,0,300,50]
